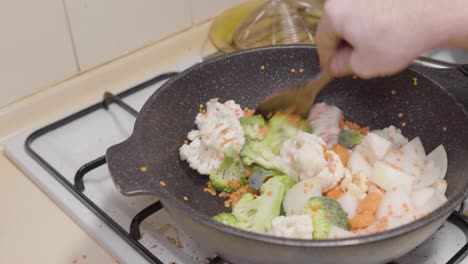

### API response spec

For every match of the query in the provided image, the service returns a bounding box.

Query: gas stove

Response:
[4,56,468,264]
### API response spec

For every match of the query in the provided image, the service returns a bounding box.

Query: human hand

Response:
[316,0,467,78]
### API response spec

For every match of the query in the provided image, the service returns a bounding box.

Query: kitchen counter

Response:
[0,21,216,264]
[0,146,117,263]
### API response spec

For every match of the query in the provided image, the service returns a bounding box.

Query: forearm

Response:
[424,0,468,49]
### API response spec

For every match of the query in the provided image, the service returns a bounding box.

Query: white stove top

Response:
[4,56,468,264]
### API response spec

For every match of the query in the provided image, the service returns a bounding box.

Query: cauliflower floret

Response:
[271,215,313,239]
[308,102,343,147]
[180,99,245,175]
[280,131,344,191]
[180,138,223,175]
[328,225,356,239]
[315,150,345,191]
[372,125,408,150]
[195,99,245,152]
[280,132,327,181]
[341,142,377,198]
[340,167,368,200]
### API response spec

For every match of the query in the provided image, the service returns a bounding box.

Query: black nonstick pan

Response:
[106,45,468,264]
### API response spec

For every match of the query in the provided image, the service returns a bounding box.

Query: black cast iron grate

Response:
[24,72,227,264]
[24,71,468,264]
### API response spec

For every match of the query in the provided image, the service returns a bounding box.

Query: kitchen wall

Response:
[0,0,247,108]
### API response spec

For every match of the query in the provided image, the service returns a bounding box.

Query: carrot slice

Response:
[325,185,345,200]
[349,211,375,230]
[331,144,349,165]
[356,192,383,215]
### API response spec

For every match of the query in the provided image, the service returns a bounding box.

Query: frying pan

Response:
[106,46,468,264]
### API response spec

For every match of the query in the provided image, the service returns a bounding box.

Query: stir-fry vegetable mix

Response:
[180,99,448,239]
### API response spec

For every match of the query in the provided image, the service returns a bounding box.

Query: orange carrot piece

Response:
[349,212,375,230]
[325,185,345,200]
[331,144,349,165]
[356,192,383,215]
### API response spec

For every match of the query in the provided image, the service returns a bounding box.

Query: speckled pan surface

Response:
[106,46,468,263]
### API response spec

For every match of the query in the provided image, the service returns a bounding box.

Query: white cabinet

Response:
[64,0,192,70]
[190,0,248,24]
[0,0,77,107]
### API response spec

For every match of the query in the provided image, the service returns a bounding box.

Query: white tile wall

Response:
[64,0,192,71]
[0,1,249,108]
[0,0,77,107]
[190,0,248,25]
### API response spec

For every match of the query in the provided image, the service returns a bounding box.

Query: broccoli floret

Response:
[248,167,280,190]
[209,155,247,193]
[213,176,291,233]
[339,129,362,149]
[240,116,268,140]
[273,174,296,195]
[265,115,301,154]
[240,114,312,173]
[212,213,241,227]
[233,176,292,233]
[240,139,291,175]
[302,197,349,239]
[265,114,312,154]
[239,175,250,186]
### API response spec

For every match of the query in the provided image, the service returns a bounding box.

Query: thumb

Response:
[329,45,353,77]
[315,13,341,71]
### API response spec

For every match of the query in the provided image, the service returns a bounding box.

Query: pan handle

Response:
[106,135,156,196]
[415,56,468,78]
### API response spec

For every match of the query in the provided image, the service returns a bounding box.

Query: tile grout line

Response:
[0,21,215,113]
[62,0,81,72]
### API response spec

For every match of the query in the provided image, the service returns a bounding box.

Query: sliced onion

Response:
[432,180,448,194]
[370,161,415,192]
[414,160,441,189]
[427,145,448,180]
[376,185,414,219]
[401,137,426,165]
[412,187,447,216]
[337,192,359,219]
[366,132,392,160]
[283,178,322,216]
[348,151,372,179]
[383,137,426,180]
